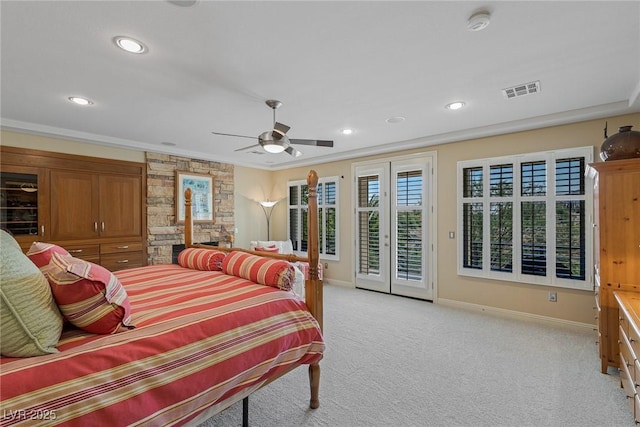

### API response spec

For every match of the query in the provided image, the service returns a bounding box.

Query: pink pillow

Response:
[255,245,279,253]
[43,253,134,334]
[222,251,294,291]
[27,242,70,268]
[178,248,226,271]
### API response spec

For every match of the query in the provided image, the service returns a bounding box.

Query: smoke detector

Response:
[467,11,491,32]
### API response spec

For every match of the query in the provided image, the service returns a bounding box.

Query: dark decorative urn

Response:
[600,124,640,161]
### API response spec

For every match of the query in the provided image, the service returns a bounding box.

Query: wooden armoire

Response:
[0,146,147,270]
[589,158,640,373]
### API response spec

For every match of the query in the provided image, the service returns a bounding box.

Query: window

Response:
[457,147,593,290]
[288,176,339,260]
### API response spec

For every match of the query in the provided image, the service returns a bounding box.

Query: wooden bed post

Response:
[306,170,322,409]
[185,188,193,248]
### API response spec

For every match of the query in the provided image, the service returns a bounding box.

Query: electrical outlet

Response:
[548,292,557,302]
[324,262,329,269]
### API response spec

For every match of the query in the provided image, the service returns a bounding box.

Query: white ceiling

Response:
[1,1,639,170]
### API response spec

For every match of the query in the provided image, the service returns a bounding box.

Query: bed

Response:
[0,171,324,426]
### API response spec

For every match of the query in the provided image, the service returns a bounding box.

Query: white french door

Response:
[354,155,435,300]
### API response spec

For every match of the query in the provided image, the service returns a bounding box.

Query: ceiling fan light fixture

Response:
[262,143,285,154]
[259,131,286,153]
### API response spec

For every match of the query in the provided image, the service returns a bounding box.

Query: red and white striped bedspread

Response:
[0,264,325,426]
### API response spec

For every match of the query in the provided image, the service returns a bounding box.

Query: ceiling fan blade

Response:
[272,122,290,141]
[285,146,303,158]
[212,131,256,140]
[234,143,260,152]
[289,139,334,147]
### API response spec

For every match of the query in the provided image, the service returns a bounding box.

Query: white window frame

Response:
[288,176,340,261]
[456,147,593,290]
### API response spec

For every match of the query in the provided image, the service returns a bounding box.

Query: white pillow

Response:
[290,263,306,301]
[256,240,294,254]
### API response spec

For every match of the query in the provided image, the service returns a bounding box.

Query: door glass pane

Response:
[0,172,39,237]
[358,211,380,275]
[358,176,379,208]
[396,171,422,206]
[521,201,546,276]
[490,202,513,272]
[396,210,422,280]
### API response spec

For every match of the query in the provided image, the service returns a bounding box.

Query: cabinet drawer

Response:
[621,325,636,366]
[100,251,144,271]
[620,311,631,339]
[621,353,636,413]
[101,241,143,254]
[64,244,100,261]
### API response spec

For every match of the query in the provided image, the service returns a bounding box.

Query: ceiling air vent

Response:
[502,81,541,99]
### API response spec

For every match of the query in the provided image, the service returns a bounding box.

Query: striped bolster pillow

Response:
[221,251,295,291]
[178,248,226,271]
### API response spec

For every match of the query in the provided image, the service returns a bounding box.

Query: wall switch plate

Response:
[548,292,557,302]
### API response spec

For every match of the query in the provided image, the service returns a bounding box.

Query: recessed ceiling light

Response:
[114,36,147,54]
[445,101,465,110]
[68,96,93,106]
[341,128,353,135]
[386,116,406,124]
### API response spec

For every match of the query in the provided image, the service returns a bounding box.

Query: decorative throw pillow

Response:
[27,241,70,268]
[254,245,279,253]
[0,229,21,251]
[257,240,294,254]
[178,247,226,271]
[0,231,63,357]
[222,251,295,291]
[44,252,134,334]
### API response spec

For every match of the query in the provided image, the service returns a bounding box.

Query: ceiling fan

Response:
[212,100,334,157]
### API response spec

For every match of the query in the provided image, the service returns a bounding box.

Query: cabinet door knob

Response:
[116,259,129,264]
[101,222,105,232]
[68,249,83,254]
[94,222,98,232]
[41,225,45,237]
[116,245,129,249]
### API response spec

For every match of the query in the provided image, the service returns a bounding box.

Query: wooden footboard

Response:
[183,169,323,411]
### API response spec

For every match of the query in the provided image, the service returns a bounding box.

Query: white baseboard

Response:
[322,279,353,288]
[437,298,595,331]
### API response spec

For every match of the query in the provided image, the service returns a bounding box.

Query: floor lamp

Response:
[258,200,279,241]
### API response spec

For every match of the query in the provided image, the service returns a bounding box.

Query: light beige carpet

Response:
[200,285,632,427]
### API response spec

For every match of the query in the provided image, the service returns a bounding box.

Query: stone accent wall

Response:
[146,152,234,265]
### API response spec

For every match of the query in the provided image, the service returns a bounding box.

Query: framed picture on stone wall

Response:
[175,171,214,223]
